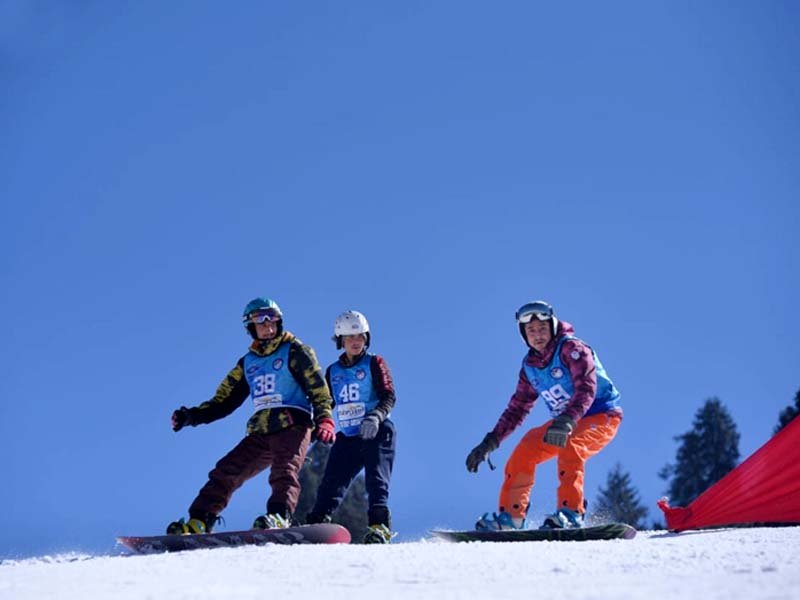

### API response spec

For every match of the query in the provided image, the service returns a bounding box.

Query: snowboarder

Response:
[306,310,398,544]
[167,297,335,534]
[466,300,622,530]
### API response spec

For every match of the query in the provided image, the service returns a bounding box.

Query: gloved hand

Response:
[171,406,194,432]
[543,414,577,448]
[466,432,499,473]
[314,417,336,444]
[359,413,381,440]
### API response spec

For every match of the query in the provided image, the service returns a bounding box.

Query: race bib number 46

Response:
[338,383,361,403]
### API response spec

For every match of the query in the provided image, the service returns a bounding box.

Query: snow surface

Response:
[1,527,798,600]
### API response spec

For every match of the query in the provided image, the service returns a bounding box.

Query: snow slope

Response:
[1,527,798,600]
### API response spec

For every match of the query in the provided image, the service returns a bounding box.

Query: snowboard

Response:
[118,523,351,554]
[431,522,636,543]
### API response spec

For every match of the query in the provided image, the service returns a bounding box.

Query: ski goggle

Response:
[515,301,554,324]
[244,307,282,324]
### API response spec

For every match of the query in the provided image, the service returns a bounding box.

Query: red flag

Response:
[658,416,800,531]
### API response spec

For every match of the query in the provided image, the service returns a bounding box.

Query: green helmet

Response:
[242,297,283,339]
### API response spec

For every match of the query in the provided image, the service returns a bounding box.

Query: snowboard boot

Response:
[540,508,585,530]
[252,513,291,530]
[166,513,219,535]
[305,512,333,525]
[475,511,526,531]
[363,524,395,544]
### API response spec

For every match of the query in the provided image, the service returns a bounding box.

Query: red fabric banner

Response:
[658,416,800,532]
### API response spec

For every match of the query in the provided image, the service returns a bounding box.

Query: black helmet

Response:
[515,300,558,344]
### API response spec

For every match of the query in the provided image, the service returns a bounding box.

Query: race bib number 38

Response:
[252,373,283,410]
[253,374,275,396]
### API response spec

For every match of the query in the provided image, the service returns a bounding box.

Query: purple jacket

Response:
[491,320,621,443]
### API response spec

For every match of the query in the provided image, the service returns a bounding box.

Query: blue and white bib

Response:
[329,354,380,436]
[243,343,311,415]
[522,336,621,418]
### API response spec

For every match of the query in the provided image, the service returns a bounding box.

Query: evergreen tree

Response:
[296,442,369,542]
[594,463,649,529]
[659,397,740,506]
[774,388,800,434]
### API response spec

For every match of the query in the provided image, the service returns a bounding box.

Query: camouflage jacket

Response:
[187,331,334,435]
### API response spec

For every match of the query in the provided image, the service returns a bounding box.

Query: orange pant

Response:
[499,412,621,519]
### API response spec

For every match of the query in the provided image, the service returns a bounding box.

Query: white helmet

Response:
[333,310,371,349]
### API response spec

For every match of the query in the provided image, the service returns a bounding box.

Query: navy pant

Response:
[309,419,396,527]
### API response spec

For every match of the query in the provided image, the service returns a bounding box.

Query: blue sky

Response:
[2,1,798,558]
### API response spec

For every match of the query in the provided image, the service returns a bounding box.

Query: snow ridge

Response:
[1,528,799,600]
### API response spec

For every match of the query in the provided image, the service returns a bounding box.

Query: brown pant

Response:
[189,426,311,518]
[499,412,621,518]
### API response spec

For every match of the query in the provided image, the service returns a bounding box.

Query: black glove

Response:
[171,406,194,432]
[359,412,381,440]
[466,432,499,473]
[543,414,576,448]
